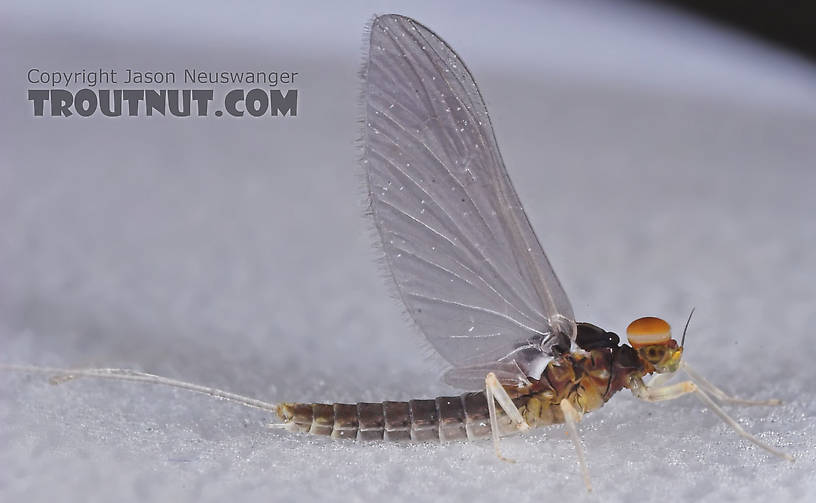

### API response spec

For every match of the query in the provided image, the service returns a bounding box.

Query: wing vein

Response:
[388,236,543,329]
[404,291,549,338]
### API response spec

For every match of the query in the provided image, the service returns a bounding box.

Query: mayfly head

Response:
[626,317,683,373]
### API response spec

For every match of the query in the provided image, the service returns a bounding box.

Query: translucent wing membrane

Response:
[362,15,575,382]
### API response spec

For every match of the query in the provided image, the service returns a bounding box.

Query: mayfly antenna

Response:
[681,307,695,348]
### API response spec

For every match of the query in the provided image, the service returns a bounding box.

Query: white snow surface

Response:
[1,1,815,502]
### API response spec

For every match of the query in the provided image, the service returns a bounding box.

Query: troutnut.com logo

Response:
[27,68,299,118]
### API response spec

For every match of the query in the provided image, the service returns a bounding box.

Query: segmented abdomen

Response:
[276,392,496,442]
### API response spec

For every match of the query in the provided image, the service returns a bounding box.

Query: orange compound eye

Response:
[626,317,671,348]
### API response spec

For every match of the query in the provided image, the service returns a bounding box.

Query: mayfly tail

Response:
[0,363,281,415]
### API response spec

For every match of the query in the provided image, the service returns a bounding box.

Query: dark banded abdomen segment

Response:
[276,392,496,442]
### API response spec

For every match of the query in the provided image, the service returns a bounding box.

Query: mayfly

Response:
[3,14,792,490]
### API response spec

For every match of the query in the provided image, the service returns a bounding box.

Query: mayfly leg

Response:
[628,375,793,461]
[484,372,529,463]
[681,362,782,406]
[647,371,676,388]
[630,375,697,402]
[559,399,592,492]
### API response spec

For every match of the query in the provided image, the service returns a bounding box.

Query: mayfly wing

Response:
[362,14,576,384]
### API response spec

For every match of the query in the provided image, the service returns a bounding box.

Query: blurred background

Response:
[655,0,816,62]
[1,1,815,502]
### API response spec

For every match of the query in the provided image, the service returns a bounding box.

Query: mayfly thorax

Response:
[1,14,793,491]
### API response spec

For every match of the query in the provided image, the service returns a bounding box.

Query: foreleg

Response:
[681,362,782,406]
[629,375,792,461]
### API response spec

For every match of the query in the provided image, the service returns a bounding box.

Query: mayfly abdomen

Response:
[276,392,502,442]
